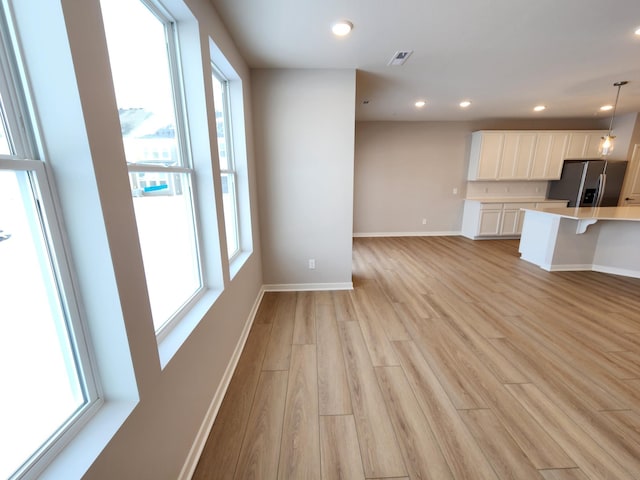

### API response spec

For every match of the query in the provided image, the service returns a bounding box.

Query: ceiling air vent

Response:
[387,50,413,66]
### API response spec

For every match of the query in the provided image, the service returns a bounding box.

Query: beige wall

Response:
[354,122,469,234]
[253,69,356,288]
[354,118,614,236]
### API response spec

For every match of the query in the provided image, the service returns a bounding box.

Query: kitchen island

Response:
[518,206,640,279]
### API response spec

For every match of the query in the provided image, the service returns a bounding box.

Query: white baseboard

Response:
[178,287,266,480]
[593,264,640,279]
[353,231,461,238]
[547,264,593,272]
[264,282,353,292]
[539,263,640,279]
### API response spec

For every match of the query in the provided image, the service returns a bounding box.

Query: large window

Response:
[101,0,203,333]
[0,9,98,480]
[211,67,240,259]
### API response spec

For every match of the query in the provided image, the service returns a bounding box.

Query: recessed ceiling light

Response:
[600,104,614,111]
[415,100,426,108]
[332,20,353,36]
[459,100,472,108]
[533,105,546,112]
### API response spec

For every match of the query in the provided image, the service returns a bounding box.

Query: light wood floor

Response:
[192,236,640,480]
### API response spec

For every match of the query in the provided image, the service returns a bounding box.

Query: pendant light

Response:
[599,81,628,157]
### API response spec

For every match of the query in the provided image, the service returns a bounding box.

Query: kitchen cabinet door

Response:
[500,209,520,235]
[566,131,606,159]
[478,209,502,236]
[584,132,605,158]
[566,132,589,159]
[565,130,607,160]
[462,201,539,239]
[468,132,504,180]
[499,132,536,179]
[531,132,570,179]
[502,203,536,235]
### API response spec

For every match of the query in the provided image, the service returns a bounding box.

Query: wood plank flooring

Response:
[192,236,640,480]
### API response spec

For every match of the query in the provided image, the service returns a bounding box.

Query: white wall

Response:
[252,69,356,288]
[13,0,264,478]
[354,118,613,236]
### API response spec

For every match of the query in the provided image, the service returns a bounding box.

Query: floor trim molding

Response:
[264,282,353,292]
[593,264,640,279]
[353,231,461,238]
[178,286,266,480]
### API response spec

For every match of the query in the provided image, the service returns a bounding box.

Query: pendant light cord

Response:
[608,81,628,136]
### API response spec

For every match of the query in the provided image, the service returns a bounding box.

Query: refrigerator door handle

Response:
[595,173,607,207]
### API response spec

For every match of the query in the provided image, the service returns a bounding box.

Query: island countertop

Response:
[522,205,640,222]
[519,206,640,279]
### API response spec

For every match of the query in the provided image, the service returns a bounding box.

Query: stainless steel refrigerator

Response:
[547,160,627,207]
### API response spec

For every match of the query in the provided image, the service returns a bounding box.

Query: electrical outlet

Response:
[453,187,458,195]
[484,187,489,193]
[422,218,427,225]
[308,259,316,269]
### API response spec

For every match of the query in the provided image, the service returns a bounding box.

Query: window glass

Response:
[0,169,88,479]
[101,0,203,332]
[129,172,200,322]
[220,172,239,257]
[211,76,229,171]
[101,0,180,167]
[211,70,240,258]
[0,106,10,154]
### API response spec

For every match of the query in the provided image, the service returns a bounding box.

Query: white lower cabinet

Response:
[501,203,536,236]
[500,208,520,236]
[478,208,502,235]
[462,201,505,238]
[462,200,561,239]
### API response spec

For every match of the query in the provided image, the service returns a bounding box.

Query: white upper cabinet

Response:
[468,131,504,180]
[530,132,570,179]
[499,132,536,180]
[565,131,605,159]
[468,130,607,181]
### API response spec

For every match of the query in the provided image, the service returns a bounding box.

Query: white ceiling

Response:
[209,0,640,122]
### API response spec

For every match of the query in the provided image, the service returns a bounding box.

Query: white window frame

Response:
[102,0,206,337]
[0,5,101,479]
[211,64,241,261]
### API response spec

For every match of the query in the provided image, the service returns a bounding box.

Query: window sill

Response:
[38,399,138,480]
[229,250,252,280]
